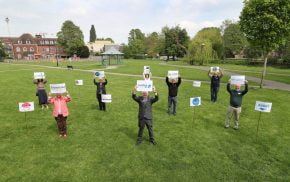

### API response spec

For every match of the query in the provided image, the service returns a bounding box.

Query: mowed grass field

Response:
[0,60,290,181]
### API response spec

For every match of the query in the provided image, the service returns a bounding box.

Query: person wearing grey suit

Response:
[132,86,159,145]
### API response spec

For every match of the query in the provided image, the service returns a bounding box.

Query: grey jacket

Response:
[132,93,159,120]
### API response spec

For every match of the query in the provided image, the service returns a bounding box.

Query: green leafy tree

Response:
[105,38,114,43]
[188,27,223,65]
[89,25,97,43]
[57,20,85,56]
[127,29,146,58]
[222,21,248,58]
[76,46,90,58]
[240,0,290,88]
[163,26,189,60]
[0,41,6,61]
[144,32,164,58]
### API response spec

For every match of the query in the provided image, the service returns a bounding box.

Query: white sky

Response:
[0,0,244,44]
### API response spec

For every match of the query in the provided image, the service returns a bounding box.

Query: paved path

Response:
[160,63,290,91]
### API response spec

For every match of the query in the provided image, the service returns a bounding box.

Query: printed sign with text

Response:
[50,83,67,94]
[168,71,179,79]
[230,75,245,85]
[137,80,153,92]
[19,102,35,112]
[101,94,112,103]
[193,81,201,87]
[255,101,272,113]
[34,72,45,79]
[210,67,220,73]
[94,71,105,79]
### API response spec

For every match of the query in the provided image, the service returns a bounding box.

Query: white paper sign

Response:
[75,80,83,86]
[101,94,112,103]
[34,72,45,79]
[19,102,34,112]
[230,75,245,85]
[94,71,105,79]
[255,101,272,113]
[193,81,201,87]
[50,83,67,94]
[168,70,179,79]
[210,67,220,73]
[137,80,153,92]
[190,97,201,107]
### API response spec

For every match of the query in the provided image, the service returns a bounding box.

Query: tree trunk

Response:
[260,53,268,88]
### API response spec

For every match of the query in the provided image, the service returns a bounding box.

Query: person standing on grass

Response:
[132,86,159,145]
[48,91,71,138]
[225,80,248,130]
[33,78,48,109]
[166,76,181,115]
[94,77,107,111]
[208,69,224,103]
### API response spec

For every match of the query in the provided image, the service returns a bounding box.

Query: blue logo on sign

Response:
[95,72,100,76]
[192,98,200,106]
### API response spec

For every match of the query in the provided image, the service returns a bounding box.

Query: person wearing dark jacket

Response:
[225,80,248,130]
[166,76,181,115]
[208,69,223,102]
[94,78,107,111]
[132,86,159,145]
[33,78,48,109]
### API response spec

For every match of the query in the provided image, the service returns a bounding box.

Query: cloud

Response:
[0,0,243,44]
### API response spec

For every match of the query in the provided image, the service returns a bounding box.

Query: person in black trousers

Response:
[166,76,181,115]
[94,78,107,111]
[132,86,159,145]
[208,69,223,102]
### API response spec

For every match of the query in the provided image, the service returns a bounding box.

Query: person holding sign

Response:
[132,86,159,145]
[48,91,71,138]
[208,68,223,102]
[166,76,181,115]
[33,78,48,109]
[94,77,108,111]
[224,80,248,130]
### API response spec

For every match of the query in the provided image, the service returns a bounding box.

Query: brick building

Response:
[0,33,66,59]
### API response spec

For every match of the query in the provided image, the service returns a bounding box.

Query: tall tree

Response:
[163,26,189,60]
[223,21,248,58]
[89,25,97,42]
[240,0,290,88]
[127,29,146,58]
[57,20,85,56]
[144,32,164,58]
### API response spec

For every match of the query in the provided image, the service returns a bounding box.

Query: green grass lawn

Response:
[0,61,289,181]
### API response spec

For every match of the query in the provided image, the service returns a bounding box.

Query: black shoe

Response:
[149,140,157,145]
[136,140,142,145]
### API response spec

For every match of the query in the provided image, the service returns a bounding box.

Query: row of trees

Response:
[122,26,190,60]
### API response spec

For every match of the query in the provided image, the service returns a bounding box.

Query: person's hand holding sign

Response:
[153,86,157,95]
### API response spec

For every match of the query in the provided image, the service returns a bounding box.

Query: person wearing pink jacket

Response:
[48,91,71,138]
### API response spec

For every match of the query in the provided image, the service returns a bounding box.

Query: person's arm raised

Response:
[242,80,249,95]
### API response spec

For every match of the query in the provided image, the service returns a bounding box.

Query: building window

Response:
[45,40,49,44]
[30,47,34,52]
[26,40,31,44]
[50,40,54,45]
[40,41,44,45]
[16,47,21,52]
[18,40,22,44]
[18,54,21,59]
[23,47,27,52]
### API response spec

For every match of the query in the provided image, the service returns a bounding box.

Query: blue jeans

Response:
[168,96,177,114]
